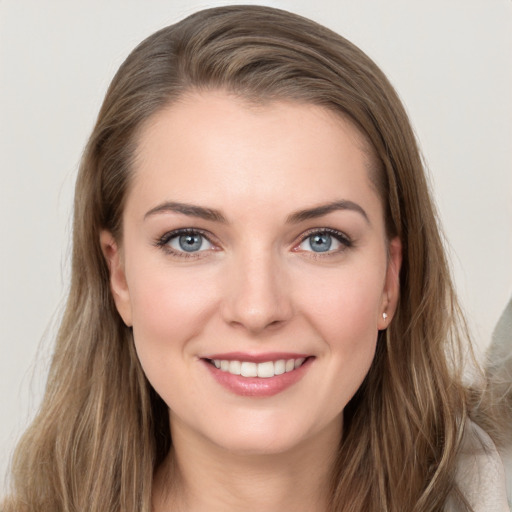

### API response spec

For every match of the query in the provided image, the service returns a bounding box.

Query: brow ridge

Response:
[144,201,227,223]
[286,200,369,224]
[144,199,368,225]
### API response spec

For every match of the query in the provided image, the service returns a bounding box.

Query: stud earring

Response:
[382,312,388,321]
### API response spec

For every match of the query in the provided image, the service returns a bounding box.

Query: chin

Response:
[191,409,341,457]
[215,430,302,456]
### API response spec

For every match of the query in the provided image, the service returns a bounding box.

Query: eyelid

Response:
[155,228,219,257]
[154,226,352,258]
[292,227,353,254]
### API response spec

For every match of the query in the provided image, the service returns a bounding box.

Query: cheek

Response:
[296,263,385,342]
[297,266,384,407]
[127,264,219,375]
[130,263,217,330]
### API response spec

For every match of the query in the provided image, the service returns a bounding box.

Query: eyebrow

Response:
[144,201,228,223]
[144,199,369,225]
[286,200,369,224]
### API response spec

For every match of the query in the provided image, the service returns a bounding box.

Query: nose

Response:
[220,250,293,334]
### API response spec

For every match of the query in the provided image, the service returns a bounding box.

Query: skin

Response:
[101,91,401,511]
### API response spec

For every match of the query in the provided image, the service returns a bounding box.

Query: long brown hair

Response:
[3,5,485,511]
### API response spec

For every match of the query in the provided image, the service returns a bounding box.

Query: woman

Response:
[3,5,508,512]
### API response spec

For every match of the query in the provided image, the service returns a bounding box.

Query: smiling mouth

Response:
[206,357,309,378]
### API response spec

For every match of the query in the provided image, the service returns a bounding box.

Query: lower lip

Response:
[203,358,313,397]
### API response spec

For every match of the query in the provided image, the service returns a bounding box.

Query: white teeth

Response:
[211,357,307,378]
[240,362,258,377]
[229,360,241,375]
[294,357,305,369]
[257,361,274,378]
[274,359,286,375]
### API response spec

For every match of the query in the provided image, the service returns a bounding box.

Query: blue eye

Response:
[307,233,333,252]
[159,230,213,254]
[177,233,204,252]
[297,230,350,254]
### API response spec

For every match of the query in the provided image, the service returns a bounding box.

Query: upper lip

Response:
[202,352,311,363]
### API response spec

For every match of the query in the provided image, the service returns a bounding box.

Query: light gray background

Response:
[1,0,511,491]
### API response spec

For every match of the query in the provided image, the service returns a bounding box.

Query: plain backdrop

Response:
[1,0,511,491]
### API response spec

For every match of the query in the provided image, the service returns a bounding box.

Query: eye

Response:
[296,229,352,254]
[156,229,214,255]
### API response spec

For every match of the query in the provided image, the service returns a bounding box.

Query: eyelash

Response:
[154,228,216,258]
[154,227,353,258]
[294,228,353,257]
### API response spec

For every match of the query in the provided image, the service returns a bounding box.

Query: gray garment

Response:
[445,298,512,511]
[487,297,512,380]
[446,420,509,511]
[487,297,512,508]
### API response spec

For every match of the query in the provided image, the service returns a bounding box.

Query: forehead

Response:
[128,91,382,221]
[136,91,374,163]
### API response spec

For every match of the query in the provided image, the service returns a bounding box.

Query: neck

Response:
[153,416,341,512]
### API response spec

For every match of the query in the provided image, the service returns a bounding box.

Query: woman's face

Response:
[102,91,401,455]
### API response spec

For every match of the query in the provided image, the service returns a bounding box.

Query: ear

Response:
[377,236,402,330]
[100,230,133,327]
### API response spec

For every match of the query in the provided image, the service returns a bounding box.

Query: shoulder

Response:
[447,420,510,512]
